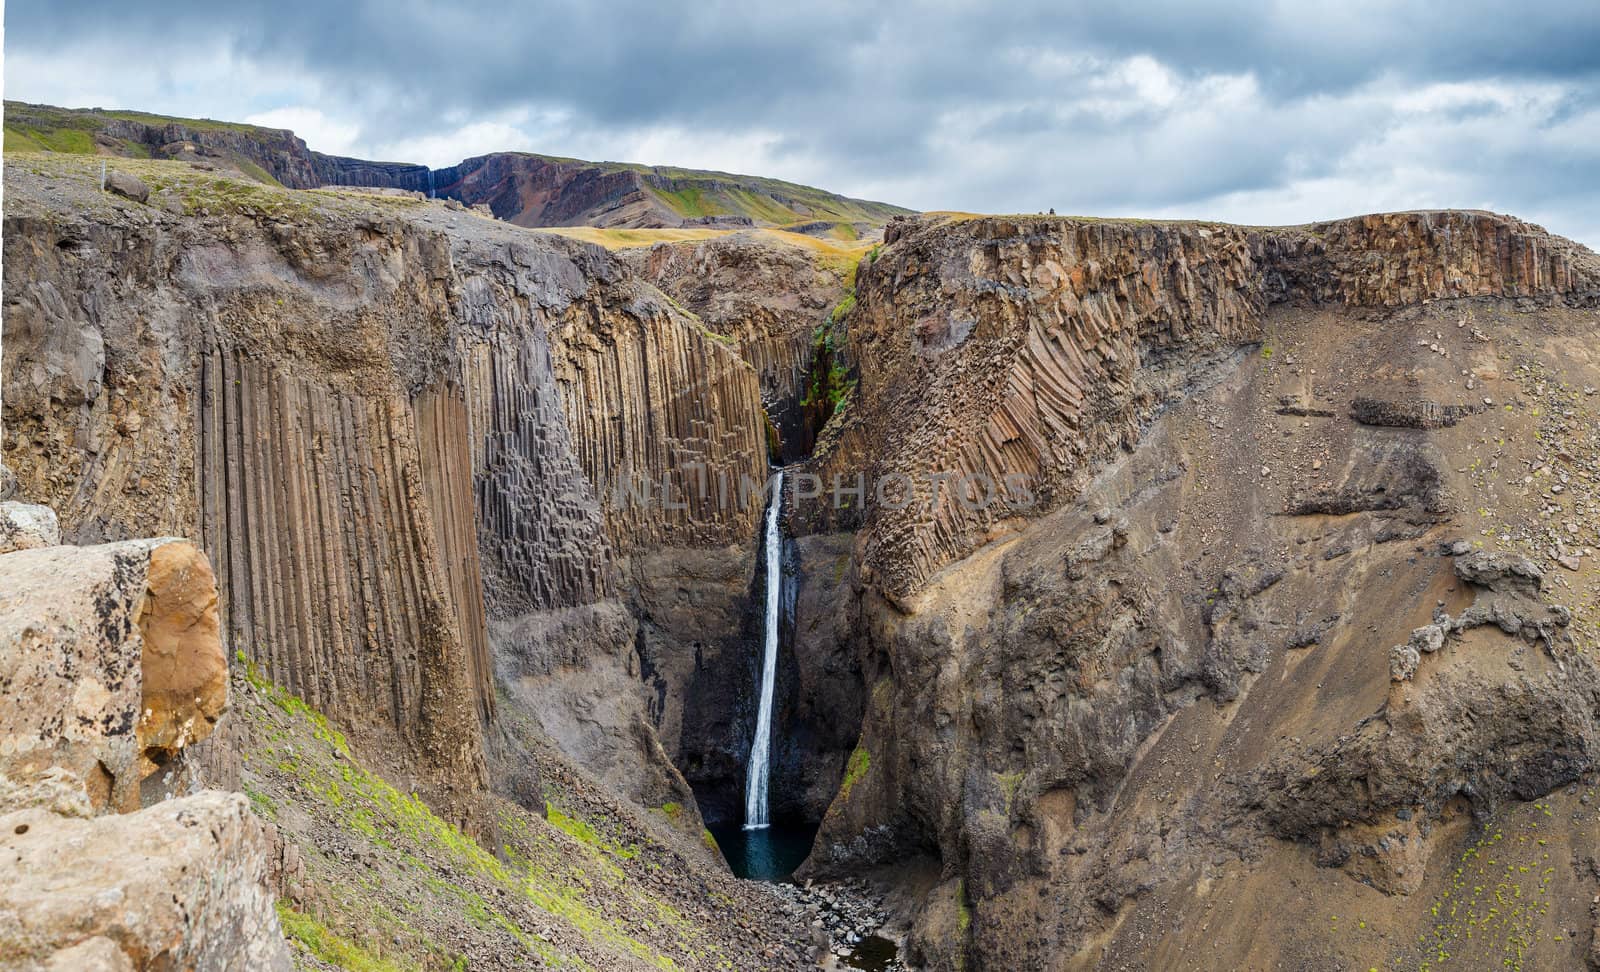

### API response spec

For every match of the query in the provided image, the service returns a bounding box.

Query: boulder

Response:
[135,542,228,774]
[0,462,15,501]
[104,171,149,204]
[0,502,60,554]
[0,790,293,972]
[0,538,226,811]
[1453,551,1543,593]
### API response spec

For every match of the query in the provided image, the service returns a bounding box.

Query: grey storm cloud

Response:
[8,1,1600,243]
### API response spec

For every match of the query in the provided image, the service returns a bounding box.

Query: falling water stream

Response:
[744,469,783,831]
[719,469,899,966]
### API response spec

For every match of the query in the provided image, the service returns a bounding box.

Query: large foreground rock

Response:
[0,790,291,971]
[0,538,227,811]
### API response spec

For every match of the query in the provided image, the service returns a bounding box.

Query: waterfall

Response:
[426,168,436,199]
[744,470,784,830]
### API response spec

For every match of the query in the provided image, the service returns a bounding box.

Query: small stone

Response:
[1390,643,1420,681]
[1558,554,1582,571]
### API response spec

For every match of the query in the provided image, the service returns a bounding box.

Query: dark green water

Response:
[842,934,899,971]
[707,821,818,881]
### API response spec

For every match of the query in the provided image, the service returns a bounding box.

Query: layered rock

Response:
[816,215,1267,601]
[800,211,1600,970]
[817,212,1600,601]
[618,231,857,461]
[1262,209,1600,306]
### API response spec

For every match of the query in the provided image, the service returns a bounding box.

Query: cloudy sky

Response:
[7,1,1600,245]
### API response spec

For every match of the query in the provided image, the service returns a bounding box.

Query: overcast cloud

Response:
[7,1,1600,245]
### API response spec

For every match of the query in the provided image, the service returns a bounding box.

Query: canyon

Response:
[2,107,1600,972]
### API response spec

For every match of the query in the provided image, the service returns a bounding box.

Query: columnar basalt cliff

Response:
[10,126,1600,972]
[797,210,1600,970]
[619,231,859,461]
[816,215,1268,601]
[1,157,769,828]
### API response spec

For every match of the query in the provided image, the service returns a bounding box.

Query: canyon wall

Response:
[800,211,1600,969]
[1,161,770,829]
[619,231,854,462]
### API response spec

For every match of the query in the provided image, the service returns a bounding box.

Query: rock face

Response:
[797,211,1600,970]
[0,513,290,971]
[13,137,1600,970]
[618,231,858,461]
[815,211,1600,602]
[0,538,226,811]
[1,157,774,836]
[0,501,59,553]
[0,791,290,972]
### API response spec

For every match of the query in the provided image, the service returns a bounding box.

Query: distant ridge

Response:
[2,101,911,235]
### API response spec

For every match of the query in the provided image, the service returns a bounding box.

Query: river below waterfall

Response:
[709,819,818,881]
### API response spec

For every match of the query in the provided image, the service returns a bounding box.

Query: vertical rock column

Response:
[195,348,487,797]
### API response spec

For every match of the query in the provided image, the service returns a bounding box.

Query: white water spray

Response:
[744,470,783,830]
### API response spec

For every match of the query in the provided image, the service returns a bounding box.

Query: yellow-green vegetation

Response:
[536,224,874,279]
[956,879,972,935]
[5,153,317,219]
[237,660,741,971]
[995,771,1024,810]
[839,745,871,802]
[1392,802,1564,971]
[546,802,640,861]
[276,902,417,972]
[539,226,731,248]
[639,170,906,227]
[801,308,854,418]
[4,101,282,181]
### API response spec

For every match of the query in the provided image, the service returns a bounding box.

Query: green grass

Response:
[3,127,46,152]
[6,125,95,153]
[839,745,871,802]
[546,802,640,861]
[652,186,716,219]
[276,902,416,972]
[239,661,717,971]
